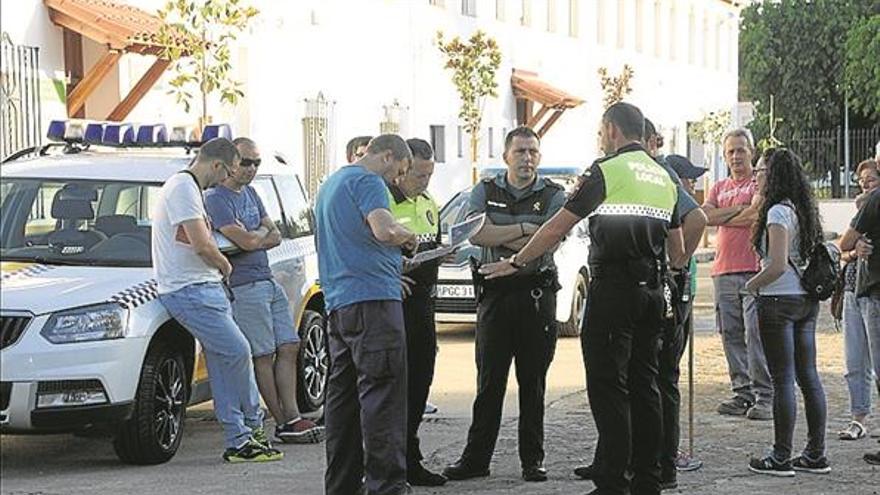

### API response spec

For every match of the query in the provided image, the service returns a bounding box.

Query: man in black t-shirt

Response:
[842,161,880,466]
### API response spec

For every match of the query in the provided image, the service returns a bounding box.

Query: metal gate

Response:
[1,33,41,161]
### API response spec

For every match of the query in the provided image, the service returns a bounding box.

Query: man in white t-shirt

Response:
[152,137,282,463]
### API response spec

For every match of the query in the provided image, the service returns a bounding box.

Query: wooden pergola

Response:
[44,0,192,120]
[511,69,584,138]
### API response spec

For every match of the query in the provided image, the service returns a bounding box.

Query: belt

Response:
[590,258,665,287]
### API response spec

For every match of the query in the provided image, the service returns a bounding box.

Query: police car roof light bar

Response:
[135,124,168,145]
[102,123,136,146]
[84,123,105,145]
[201,124,232,142]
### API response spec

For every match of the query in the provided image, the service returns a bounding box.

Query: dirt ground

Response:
[417,303,880,495]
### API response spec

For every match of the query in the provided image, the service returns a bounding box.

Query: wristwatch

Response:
[509,253,526,269]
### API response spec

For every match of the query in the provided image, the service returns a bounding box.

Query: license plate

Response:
[436,284,474,299]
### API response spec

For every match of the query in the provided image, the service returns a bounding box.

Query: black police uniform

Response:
[387,184,443,470]
[564,143,681,495]
[457,173,566,471]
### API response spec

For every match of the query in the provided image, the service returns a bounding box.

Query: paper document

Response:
[406,214,486,264]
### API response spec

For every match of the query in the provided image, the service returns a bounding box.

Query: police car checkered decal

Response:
[110,280,159,309]
[593,204,673,222]
[1,264,55,281]
[416,233,439,245]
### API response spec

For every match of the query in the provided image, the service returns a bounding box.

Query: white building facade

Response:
[1,0,744,202]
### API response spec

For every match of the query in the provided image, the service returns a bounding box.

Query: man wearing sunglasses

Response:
[153,138,282,462]
[205,137,324,445]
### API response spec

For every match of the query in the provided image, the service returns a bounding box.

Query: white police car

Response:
[435,167,590,336]
[0,121,328,464]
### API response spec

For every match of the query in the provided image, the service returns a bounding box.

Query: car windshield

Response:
[0,178,161,268]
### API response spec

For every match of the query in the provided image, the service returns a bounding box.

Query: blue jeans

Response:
[843,292,880,417]
[756,295,826,460]
[159,282,264,449]
[713,273,773,405]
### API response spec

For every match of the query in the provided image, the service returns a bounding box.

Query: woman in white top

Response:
[744,148,829,476]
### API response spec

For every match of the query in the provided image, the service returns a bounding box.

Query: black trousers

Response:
[403,289,437,467]
[324,300,408,495]
[461,286,558,469]
[583,277,665,495]
[658,296,692,480]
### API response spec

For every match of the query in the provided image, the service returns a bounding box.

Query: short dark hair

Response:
[643,118,658,141]
[367,134,413,162]
[603,102,645,140]
[197,137,239,167]
[504,126,540,154]
[406,138,434,160]
[231,136,256,148]
[346,135,373,161]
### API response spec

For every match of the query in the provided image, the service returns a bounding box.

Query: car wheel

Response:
[559,272,587,337]
[113,341,187,465]
[297,310,329,412]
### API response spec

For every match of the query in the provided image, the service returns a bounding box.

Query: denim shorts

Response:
[231,279,300,357]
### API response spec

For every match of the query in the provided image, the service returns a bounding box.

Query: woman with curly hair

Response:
[744,148,830,476]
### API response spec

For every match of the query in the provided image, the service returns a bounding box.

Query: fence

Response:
[1,33,41,162]
[787,125,880,199]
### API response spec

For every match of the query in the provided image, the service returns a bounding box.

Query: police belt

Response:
[477,269,558,292]
[590,258,666,288]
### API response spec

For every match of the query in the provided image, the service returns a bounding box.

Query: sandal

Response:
[838,421,867,440]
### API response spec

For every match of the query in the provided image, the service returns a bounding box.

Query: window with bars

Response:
[569,0,579,37]
[596,0,606,44]
[547,0,557,32]
[521,0,532,26]
[462,0,476,17]
[617,0,626,49]
[430,125,446,163]
[302,93,336,201]
[496,0,506,21]
[488,127,495,158]
[635,0,644,52]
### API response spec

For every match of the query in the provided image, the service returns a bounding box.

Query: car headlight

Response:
[41,303,129,344]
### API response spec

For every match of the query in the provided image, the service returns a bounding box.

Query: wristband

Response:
[509,253,526,269]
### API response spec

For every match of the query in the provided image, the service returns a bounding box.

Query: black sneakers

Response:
[442,459,490,480]
[573,463,596,480]
[718,396,753,416]
[792,455,831,474]
[407,463,447,486]
[865,451,880,465]
[748,455,794,477]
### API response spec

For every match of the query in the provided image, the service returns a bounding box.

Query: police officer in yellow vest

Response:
[480,103,686,495]
[388,138,447,487]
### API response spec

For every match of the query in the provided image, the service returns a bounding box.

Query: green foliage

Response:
[597,65,634,110]
[845,14,880,120]
[739,0,875,144]
[436,30,502,167]
[687,109,731,146]
[155,0,259,121]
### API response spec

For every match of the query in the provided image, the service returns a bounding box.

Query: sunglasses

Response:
[240,158,261,168]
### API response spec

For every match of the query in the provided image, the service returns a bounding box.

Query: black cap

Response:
[666,154,708,180]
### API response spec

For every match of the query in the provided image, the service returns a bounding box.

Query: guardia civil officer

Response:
[443,126,566,483]
[480,103,685,495]
[389,138,447,486]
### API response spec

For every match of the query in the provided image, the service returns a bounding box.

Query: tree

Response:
[155,0,259,125]
[597,65,634,110]
[436,30,502,184]
[845,14,880,121]
[740,0,875,141]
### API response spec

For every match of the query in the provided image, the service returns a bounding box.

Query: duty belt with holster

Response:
[591,258,677,322]
[469,256,559,301]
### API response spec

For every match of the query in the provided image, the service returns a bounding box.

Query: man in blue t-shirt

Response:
[315,134,417,495]
[205,138,323,445]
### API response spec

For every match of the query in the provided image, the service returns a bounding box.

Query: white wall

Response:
[1,0,743,203]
